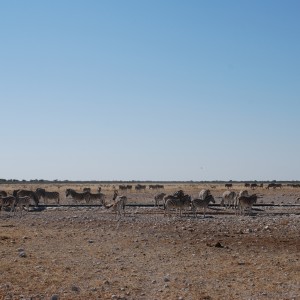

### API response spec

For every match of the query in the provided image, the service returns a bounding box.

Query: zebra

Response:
[0,196,16,214]
[191,194,215,218]
[105,190,127,217]
[135,184,146,191]
[0,190,7,197]
[221,191,236,209]
[88,191,106,205]
[154,193,166,207]
[83,187,91,193]
[234,190,249,208]
[36,188,60,205]
[199,189,211,200]
[65,189,90,204]
[163,194,191,217]
[14,196,31,216]
[236,194,257,215]
[16,190,39,206]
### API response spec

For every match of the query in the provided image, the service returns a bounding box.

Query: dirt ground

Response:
[0,183,299,299]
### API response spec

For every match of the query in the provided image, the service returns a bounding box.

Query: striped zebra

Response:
[16,190,39,206]
[191,194,215,218]
[221,191,236,209]
[88,191,106,204]
[36,188,60,205]
[0,196,16,214]
[234,190,249,208]
[65,189,90,204]
[14,196,31,216]
[163,194,191,217]
[0,190,7,197]
[103,190,127,217]
[154,193,166,207]
[236,194,257,215]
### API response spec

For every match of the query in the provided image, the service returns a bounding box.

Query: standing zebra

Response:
[154,193,166,207]
[221,191,236,209]
[16,190,39,206]
[103,190,127,218]
[0,196,16,214]
[36,188,60,205]
[65,189,90,204]
[236,194,257,215]
[0,190,7,197]
[163,193,191,217]
[14,196,31,216]
[88,190,106,205]
[191,194,215,218]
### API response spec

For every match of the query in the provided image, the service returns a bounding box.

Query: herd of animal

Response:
[0,186,258,218]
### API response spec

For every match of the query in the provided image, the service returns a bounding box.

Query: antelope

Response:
[191,194,215,218]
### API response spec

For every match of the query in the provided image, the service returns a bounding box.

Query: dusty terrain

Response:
[0,183,299,299]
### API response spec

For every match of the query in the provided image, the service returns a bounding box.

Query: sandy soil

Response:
[0,184,299,300]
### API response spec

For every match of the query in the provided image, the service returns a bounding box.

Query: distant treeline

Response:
[1,179,300,185]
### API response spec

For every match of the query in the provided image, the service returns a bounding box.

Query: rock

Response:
[50,294,59,300]
[215,242,224,248]
[71,285,80,292]
[19,251,27,258]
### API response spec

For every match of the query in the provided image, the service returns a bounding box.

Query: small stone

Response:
[215,242,224,248]
[71,285,80,292]
[50,294,59,300]
[88,240,94,243]
[19,251,27,258]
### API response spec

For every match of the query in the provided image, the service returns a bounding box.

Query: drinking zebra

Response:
[36,188,60,205]
[65,189,90,204]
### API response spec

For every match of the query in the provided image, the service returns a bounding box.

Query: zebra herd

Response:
[0,187,258,218]
[161,189,257,218]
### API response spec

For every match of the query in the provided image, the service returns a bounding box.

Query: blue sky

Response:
[1,1,299,181]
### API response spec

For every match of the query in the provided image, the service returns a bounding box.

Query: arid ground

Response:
[0,183,299,299]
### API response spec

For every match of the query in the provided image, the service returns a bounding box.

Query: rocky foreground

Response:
[0,206,299,300]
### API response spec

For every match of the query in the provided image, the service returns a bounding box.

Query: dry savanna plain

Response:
[0,183,299,300]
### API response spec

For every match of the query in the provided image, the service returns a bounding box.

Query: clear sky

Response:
[1,1,299,181]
